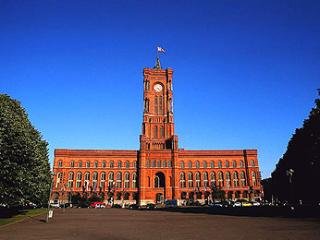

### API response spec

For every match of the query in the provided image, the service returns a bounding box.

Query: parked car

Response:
[146,203,156,209]
[112,204,122,208]
[50,202,60,208]
[232,201,242,207]
[165,200,178,208]
[90,202,106,208]
[128,204,139,209]
[249,201,261,206]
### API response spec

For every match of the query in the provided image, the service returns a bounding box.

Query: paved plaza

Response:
[0,208,319,240]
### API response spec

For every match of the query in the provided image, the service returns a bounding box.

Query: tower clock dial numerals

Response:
[154,84,163,92]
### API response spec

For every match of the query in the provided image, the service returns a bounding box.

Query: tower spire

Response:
[154,57,161,69]
[154,46,165,69]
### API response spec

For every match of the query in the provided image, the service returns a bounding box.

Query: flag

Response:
[157,46,165,53]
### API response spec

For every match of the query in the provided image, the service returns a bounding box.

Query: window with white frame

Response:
[180,172,186,188]
[188,172,193,188]
[233,171,239,187]
[203,172,208,187]
[195,172,201,187]
[132,172,137,188]
[116,172,122,188]
[124,172,130,188]
[76,172,82,188]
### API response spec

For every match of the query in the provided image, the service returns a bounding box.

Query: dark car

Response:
[128,204,139,209]
[146,203,155,209]
[112,204,122,208]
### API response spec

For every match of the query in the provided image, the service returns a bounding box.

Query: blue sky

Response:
[0,0,319,178]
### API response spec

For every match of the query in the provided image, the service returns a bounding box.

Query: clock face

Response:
[154,83,163,92]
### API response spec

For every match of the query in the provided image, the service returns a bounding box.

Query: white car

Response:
[233,202,242,207]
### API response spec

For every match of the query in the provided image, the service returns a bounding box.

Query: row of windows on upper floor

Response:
[57,160,137,168]
[56,159,258,169]
[148,160,257,169]
[57,170,259,184]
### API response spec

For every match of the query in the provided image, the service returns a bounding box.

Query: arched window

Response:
[146,160,150,168]
[125,161,130,169]
[195,172,201,187]
[116,172,122,188]
[232,160,237,168]
[68,172,74,180]
[239,160,244,168]
[70,161,74,168]
[180,172,186,188]
[86,161,90,168]
[100,172,106,190]
[76,172,82,188]
[210,172,216,187]
[233,171,239,187]
[84,172,90,191]
[218,171,224,187]
[154,126,158,138]
[250,160,255,167]
[210,161,215,168]
[148,176,151,187]
[225,160,230,168]
[102,161,106,168]
[124,172,130,188]
[167,161,172,168]
[180,161,185,169]
[108,172,114,187]
[225,171,231,188]
[162,160,166,168]
[240,171,246,186]
[118,161,122,168]
[56,172,62,188]
[151,160,156,168]
[157,160,161,168]
[218,160,222,168]
[68,172,74,188]
[188,161,192,168]
[94,161,98,168]
[110,161,114,168]
[188,172,193,188]
[154,176,160,188]
[252,171,257,186]
[160,126,165,137]
[202,161,207,168]
[58,160,62,168]
[154,172,165,188]
[78,161,82,168]
[195,161,200,169]
[92,172,98,181]
[132,172,137,188]
[92,172,98,191]
[84,172,90,180]
[133,161,137,168]
[203,172,208,187]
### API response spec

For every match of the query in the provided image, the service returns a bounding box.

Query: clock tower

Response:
[138,59,179,205]
[139,62,178,151]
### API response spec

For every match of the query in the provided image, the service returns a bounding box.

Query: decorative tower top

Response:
[154,57,161,69]
[153,46,166,70]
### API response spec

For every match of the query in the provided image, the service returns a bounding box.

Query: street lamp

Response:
[46,172,54,223]
[286,169,294,205]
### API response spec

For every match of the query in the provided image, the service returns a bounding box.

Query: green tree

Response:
[0,94,51,207]
[272,91,320,204]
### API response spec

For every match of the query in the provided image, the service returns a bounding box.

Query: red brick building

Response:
[52,60,262,206]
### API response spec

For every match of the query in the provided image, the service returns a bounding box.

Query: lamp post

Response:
[286,169,294,205]
[46,172,54,223]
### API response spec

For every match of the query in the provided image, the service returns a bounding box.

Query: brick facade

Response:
[52,64,262,206]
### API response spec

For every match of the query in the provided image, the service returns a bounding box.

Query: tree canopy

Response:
[271,92,320,204]
[0,94,51,207]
